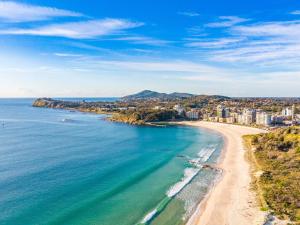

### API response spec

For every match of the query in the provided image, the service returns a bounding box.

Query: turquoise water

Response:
[0,99,223,225]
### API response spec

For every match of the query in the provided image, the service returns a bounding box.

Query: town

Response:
[174,103,299,128]
[33,90,300,128]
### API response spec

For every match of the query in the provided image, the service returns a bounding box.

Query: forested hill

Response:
[121,90,195,101]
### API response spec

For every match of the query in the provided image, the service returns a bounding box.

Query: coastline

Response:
[179,121,267,225]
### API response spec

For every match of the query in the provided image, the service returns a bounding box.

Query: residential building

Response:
[217,105,230,118]
[238,114,244,124]
[226,117,235,124]
[282,107,293,117]
[229,112,240,123]
[186,110,199,120]
[208,116,218,122]
[241,109,256,125]
[272,115,284,124]
[173,104,185,116]
[218,117,226,123]
[256,111,272,126]
[292,104,296,120]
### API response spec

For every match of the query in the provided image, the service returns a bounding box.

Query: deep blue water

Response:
[0,99,223,225]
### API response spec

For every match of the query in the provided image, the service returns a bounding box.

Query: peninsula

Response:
[33,90,300,127]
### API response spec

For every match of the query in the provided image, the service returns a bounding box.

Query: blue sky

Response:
[1,0,300,97]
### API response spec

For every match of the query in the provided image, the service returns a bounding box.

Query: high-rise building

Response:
[241,109,256,125]
[216,105,224,118]
[292,104,296,120]
[282,107,293,117]
[217,105,230,118]
[238,114,244,124]
[256,111,272,126]
[186,110,199,120]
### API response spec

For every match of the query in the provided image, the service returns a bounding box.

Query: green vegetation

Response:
[248,127,300,222]
[110,109,178,125]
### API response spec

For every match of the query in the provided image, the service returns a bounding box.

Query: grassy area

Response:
[244,135,269,212]
[245,127,300,222]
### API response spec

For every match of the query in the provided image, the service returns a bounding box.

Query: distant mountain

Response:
[169,92,195,98]
[121,90,196,101]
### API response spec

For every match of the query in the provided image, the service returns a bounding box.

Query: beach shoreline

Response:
[178,121,267,225]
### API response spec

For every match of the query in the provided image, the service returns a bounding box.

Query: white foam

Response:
[167,168,200,198]
[198,147,216,163]
[197,148,209,158]
[140,147,218,223]
[141,209,157,224]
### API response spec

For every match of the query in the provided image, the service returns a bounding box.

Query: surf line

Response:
[137,147,217,225]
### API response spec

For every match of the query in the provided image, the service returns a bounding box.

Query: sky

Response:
[1,0,300,97]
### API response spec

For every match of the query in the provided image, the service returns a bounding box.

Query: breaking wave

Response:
[138,146,217,224]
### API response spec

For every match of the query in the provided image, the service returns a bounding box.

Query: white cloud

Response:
[0,1,82,22]
[178,11,200,17]
[210,21,300,65]
[290,10,300,15]
[232,21,300,38]
[211,42,300,67]
[0,18,143,39]
[185,37,244,48]
[54,53,83,57]
[113,36,170,46]
[73,58,232,77]
[185,18,300,68]
[206,16,249,28]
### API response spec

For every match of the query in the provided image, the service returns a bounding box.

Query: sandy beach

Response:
[181,121,266,225]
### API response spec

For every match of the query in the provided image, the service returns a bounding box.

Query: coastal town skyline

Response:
[1,0,300,97]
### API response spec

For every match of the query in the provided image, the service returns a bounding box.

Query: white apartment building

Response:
[230,112,239,123]
[240,109,256,125]
[186,110,199,120]
[173,104,185,116]
[282,107,293,117]
[256,111,272,126]
[217,105,230,118]
[238,114,244,124]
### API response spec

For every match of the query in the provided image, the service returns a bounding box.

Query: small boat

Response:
[61,118,74,123]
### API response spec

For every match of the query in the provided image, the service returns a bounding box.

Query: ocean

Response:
[0,99,223,225]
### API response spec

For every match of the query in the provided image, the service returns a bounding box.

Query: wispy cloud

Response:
[0,18,143,39]
[178,11,200,17]
[232,20,300,38]
[113,36,170,46]
[211,20,300,65]
[290,10,300,15]
[185,37,244,48]
[184,17,300,68]
[54,53,83,57]
[72,58,231,76]
[0,1,83,22]
[206,16,249,28]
